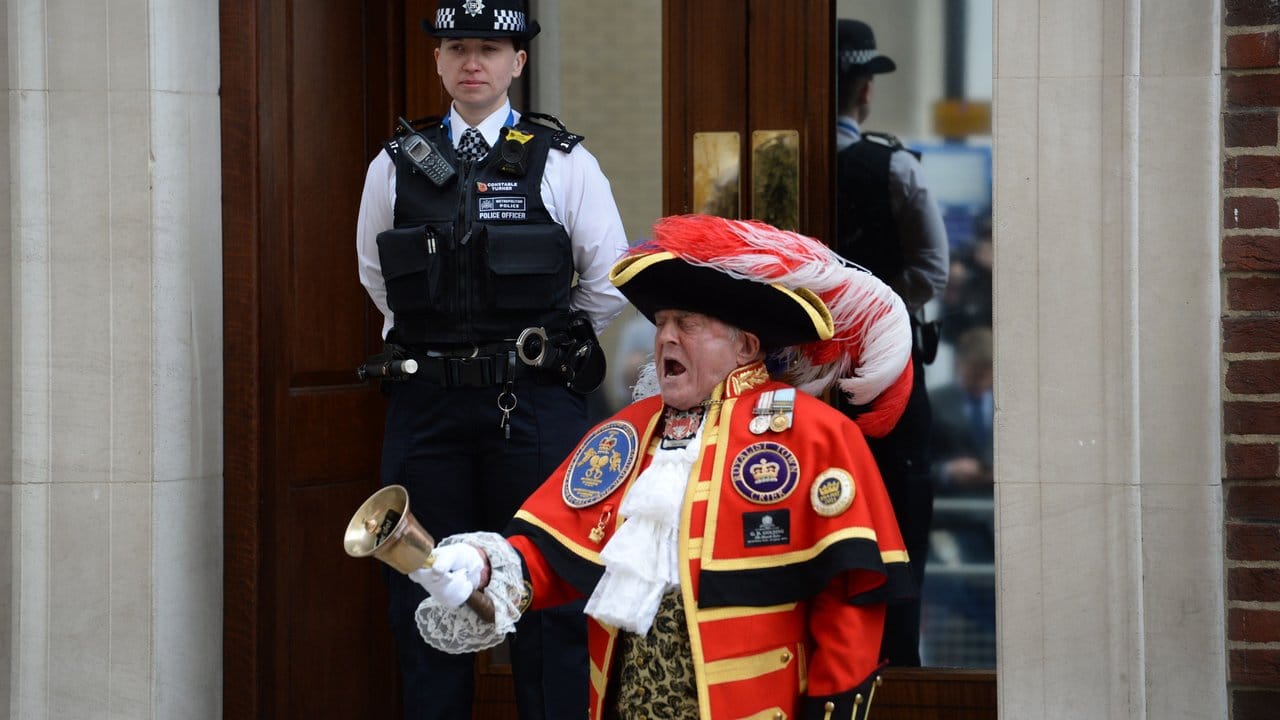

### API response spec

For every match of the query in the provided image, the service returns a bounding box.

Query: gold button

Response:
[780,650,791,663]
[854,693,864,705]
[774,713,783,720]
[824,701,835,711]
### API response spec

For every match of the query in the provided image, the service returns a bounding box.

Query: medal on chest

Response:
[748,389,795,435]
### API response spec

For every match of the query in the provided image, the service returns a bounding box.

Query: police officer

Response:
[833,18,949,668]
[354,1,629,717]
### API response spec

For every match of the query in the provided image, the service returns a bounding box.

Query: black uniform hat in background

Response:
[423,0,541,41]
[837,19,896,75]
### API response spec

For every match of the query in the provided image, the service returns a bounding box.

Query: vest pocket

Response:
[483,222,571,311]
[704,642,806,718]
[376,223,454,315]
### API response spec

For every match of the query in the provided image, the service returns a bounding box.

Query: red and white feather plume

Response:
[647,214,913,437]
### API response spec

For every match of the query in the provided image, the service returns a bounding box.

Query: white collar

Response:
[836,115,862,151]
[448,101,518,148]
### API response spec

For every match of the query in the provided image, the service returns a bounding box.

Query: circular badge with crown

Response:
[562,421,639,508]
[810,468,855,517]
[731,442,800,504]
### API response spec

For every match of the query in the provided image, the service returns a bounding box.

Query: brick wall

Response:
[1223,2,1280,718]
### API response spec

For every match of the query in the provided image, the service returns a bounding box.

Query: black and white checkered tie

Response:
[457,127,489,163]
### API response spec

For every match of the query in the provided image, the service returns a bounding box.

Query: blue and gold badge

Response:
[810,468,855,517]
[731,442,800,504]
[562,421,639,508]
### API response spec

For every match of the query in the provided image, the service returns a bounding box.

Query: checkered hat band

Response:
[493,9,527,32]
[841,49,880,68]
[434,8,526,33]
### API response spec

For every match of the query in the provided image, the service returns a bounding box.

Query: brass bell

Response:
[343,484,495,622]
[343,484,438,574]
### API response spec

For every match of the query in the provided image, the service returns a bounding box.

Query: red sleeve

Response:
[507,534,585,611]
[805,578,885,696]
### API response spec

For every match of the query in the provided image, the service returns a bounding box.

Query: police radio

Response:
[396,117,456,187]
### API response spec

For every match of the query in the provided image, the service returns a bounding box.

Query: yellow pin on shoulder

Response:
[505,128,535,144]
[810,468,855,517]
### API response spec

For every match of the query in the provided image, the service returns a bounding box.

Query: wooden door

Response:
[664,0,834,237]
[221,0,405,716]
[222,1,520,717]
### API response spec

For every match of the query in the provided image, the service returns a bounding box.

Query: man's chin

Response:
[658,384,698,411]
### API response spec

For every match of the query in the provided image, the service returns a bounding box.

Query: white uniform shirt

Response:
[357,101,630,339]
[836,115,949,311]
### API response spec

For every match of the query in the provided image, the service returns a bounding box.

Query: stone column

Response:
[995,0,1225,717]
[3,2,223,718]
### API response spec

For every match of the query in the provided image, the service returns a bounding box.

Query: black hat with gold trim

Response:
[612,250,834,351]
[610,214,914,437]
[423,0,541,41]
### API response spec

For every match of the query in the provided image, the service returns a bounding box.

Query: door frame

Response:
[220,1,996,716]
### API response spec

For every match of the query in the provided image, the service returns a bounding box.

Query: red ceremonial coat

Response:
[506,363,912,719]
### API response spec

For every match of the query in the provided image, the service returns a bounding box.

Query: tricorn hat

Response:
[610,214,914,437]
[838,19,896,75]
[422,0,541,41]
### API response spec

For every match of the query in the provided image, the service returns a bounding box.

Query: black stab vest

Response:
[376,118,577,347]
[835,133,905,282]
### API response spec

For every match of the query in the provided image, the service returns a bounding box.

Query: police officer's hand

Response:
[408,543,488,609]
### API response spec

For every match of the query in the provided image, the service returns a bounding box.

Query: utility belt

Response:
[409,347,544,388]
[357,312,605,394]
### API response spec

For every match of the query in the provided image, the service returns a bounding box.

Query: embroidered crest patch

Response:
[731,442,800,504]
[810,468,855,517]
[563,421,638,507]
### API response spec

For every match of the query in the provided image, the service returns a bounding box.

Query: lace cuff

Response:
[414,532,525,654]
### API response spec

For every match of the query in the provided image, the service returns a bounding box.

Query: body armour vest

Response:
[376,116,580,347]
[834,133,907,282]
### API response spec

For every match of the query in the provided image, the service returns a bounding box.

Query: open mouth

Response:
[663,359,687,377]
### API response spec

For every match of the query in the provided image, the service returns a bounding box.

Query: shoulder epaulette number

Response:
[550,131,584,153]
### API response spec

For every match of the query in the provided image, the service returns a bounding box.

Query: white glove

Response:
[408,543,486,609]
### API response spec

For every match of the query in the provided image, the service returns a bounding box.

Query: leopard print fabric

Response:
[613,590,700,718]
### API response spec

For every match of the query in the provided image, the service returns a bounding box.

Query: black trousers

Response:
[381,371,590,720]
[840,358,934,667]
[868,358,934,667]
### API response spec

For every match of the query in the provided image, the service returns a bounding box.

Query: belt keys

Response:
[497,380,517,440]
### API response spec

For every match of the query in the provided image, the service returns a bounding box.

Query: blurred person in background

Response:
[833,18,949,668]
